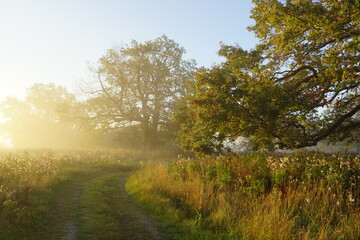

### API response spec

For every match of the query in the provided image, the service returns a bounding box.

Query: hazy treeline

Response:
[0,83,102,149]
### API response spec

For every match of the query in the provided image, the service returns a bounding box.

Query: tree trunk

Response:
[141,123,150,153]
[150,127,157,151]
[141,123,158,152]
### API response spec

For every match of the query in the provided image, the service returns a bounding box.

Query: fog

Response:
[0,83,104,149]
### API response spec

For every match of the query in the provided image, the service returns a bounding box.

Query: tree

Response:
[176,0,359,153]
[0,83,94,148]
[86,35,196,152]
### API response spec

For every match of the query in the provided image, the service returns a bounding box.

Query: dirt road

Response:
[43,169,165,240]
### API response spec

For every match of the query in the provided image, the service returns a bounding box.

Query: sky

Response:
[0,0,257,103]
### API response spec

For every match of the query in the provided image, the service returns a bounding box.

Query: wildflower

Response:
[349,193,355,203]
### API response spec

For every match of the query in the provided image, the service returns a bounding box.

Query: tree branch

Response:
[313,104,360,143]
[275,65,317,83]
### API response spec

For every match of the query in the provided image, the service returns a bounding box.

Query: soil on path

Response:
[113,173,164,240]
[43,168,165,240]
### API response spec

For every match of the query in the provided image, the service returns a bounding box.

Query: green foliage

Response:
[176,0,360,152]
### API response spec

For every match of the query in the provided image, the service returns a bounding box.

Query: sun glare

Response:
[0,135,12,148]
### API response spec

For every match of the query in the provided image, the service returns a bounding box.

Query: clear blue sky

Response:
[0,0,257,101]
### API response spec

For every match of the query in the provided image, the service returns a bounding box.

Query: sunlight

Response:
[0,1,358,238]
[0,134,12,148]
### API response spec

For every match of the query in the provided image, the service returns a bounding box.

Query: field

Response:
[0,149,359,240]
[0,149,166,239]
[127,151,360,240]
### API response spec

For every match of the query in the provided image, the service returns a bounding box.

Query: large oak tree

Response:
[176,0,359,153]
[86,35,196,151]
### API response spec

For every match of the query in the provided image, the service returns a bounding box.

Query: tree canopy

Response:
[85,35,196,151]
[176,0,360,153]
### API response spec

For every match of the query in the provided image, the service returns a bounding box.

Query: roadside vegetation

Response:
[127,151,359,240]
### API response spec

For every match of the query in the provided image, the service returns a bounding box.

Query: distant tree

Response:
[86,35,196,152]
[176,0,360,153]
[0,83,98,148]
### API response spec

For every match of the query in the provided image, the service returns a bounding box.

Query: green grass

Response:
[79,171,167,240]
[78,173,130,240]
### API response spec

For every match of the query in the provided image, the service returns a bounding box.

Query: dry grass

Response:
[127,152,360,239]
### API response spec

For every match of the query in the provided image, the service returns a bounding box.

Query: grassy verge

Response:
[126,163,225,240]
[126,152,360,240]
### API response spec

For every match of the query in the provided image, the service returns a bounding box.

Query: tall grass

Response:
[127,151,360,239]
[0,148,146,239]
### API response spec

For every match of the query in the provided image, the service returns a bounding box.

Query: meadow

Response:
[0,149,143,239]
[0,149,359,239]
[127,151,360,240]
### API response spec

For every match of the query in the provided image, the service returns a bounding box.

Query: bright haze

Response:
[0,0,257,147]
[0,0,256,101]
